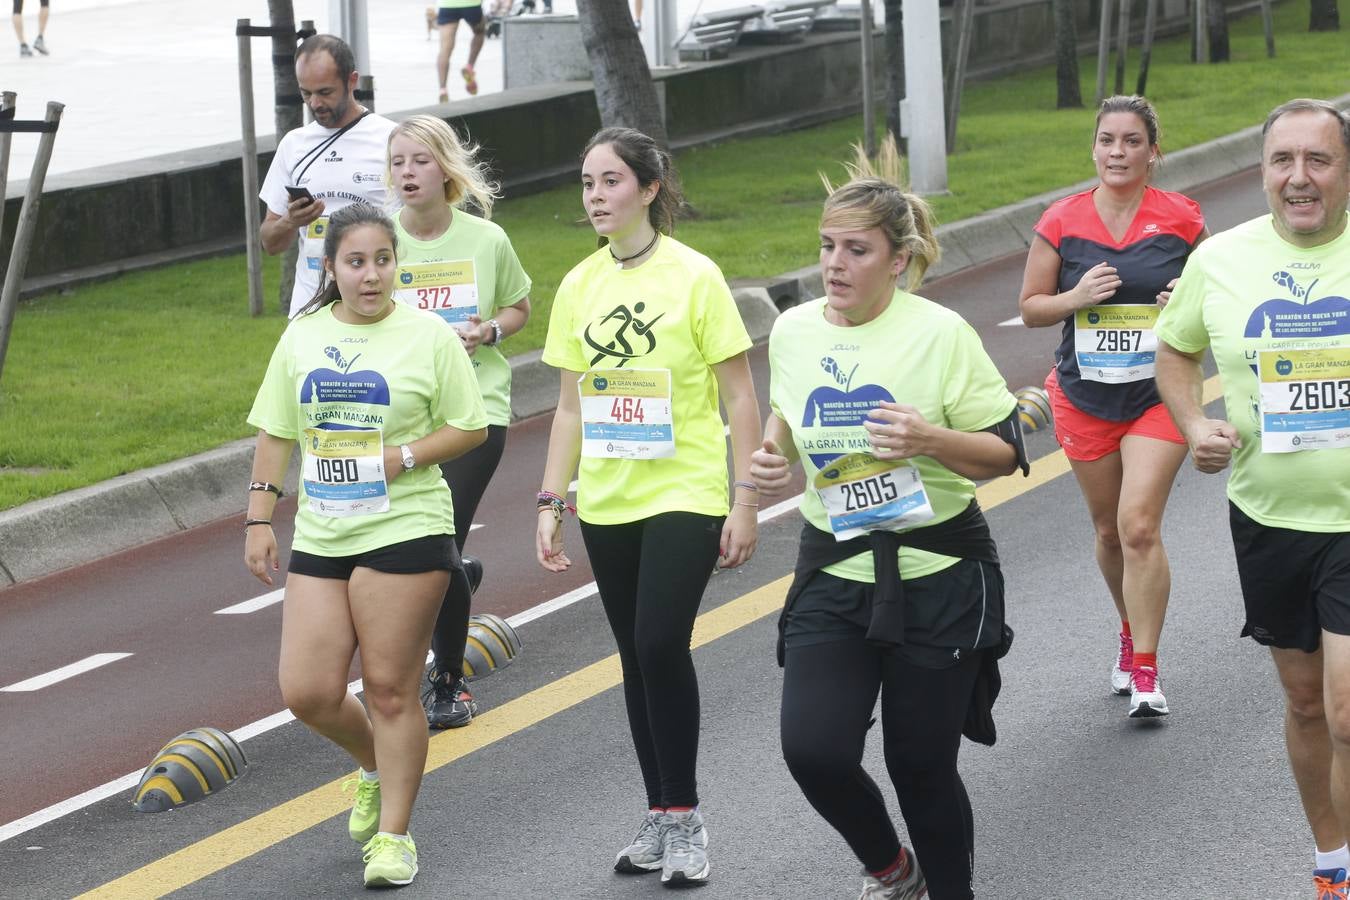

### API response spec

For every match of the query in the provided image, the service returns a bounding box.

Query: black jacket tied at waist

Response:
[777,499,1012,746]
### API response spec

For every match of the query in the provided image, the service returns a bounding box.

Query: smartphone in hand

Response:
[285,185,315,204]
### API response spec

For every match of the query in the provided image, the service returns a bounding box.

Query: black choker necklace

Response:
[610,232,659,269]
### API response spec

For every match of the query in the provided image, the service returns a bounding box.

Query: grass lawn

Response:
[1,0,1345,510]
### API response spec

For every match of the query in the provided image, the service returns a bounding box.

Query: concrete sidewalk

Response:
[3,93,1347,588]
[0,0,793,180]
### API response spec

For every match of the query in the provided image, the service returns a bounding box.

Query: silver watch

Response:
[399,444,416,471]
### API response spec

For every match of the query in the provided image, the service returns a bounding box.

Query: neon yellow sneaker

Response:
[363,832,418,887]
[342,775,381,843]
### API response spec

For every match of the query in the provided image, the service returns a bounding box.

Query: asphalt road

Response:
[2,167,1310,899]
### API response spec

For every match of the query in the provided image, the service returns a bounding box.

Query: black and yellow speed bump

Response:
[132,727,247,813]
[463,612,522,681]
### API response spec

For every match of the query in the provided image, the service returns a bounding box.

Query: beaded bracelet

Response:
[536,490,576,516]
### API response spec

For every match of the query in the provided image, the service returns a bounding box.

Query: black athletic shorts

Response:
[437,5,484,26]
[1230,502,1350,652]
[13,0,50,13]
[289,533,458,580]
[783,558,1005,668]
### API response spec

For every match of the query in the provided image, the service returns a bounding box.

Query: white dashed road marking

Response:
[0,653,134,692]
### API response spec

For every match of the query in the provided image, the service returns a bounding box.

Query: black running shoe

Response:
[423,669,478,729]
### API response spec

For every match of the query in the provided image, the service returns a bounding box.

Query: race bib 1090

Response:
[302,427,390,517]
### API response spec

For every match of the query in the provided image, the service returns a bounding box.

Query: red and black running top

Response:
[1035,186,1205,422]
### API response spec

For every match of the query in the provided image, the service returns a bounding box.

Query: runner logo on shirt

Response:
[585,302,664,368]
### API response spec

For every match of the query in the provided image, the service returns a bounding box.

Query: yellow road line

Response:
[81,374,1224,898]
[78,581,792,900]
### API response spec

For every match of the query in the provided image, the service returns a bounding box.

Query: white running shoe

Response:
[660,808,709,884]
[1111,631,1133,695]
[614,810,665,873]
[1129,665,1170,717]
[859,845,927,899]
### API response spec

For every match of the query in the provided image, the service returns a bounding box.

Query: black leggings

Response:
[430,424,507,675]
[581,511,723,809]
[781,640,982,900]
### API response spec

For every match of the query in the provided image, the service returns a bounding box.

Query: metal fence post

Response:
[860,0,875,158]
[1112,0,1130,95]
[945,0,973,153]
[1095,0,1113,104]
[0,92,15,242]
[0,102,64,384]
[237,19,264,317]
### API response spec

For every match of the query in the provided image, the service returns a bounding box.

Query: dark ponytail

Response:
[293,203,399,317]
[581,127,685,241]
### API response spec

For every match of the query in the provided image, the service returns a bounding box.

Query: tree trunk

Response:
[268,0,303,314]
[1052,0,1081,108]
[575,0,668,145]
[883,0,905,151]
[1206,0,1230,62]
[1310,0,1340,30]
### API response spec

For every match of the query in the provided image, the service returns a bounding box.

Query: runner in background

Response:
[244,203,488,888]
[1156,97,1350,900]
[435,0,486,103]
[535,126,759,886]
[259,35,396,317]
[751,137,1025,900]
[12,0,49,57]
[1018,95,1206,718]
[385,114,532,730]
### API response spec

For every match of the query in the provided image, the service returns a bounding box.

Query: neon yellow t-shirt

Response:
[248,302,488,556]
[769,292,1017,581]
[1156,214,1350,532]
[393,209,531,427]
[542,237,752,525]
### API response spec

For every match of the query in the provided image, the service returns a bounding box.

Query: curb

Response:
[4,94,1347,587]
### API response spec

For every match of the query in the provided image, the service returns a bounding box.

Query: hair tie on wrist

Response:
[244,519,272,528]
[733,480,759,493]
[733,500,759,508]
[249,481,283,498]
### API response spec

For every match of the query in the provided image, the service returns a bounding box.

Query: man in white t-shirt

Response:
[259,34,396,316]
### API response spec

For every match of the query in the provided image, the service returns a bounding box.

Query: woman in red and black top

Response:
[1019,95,1207,719]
